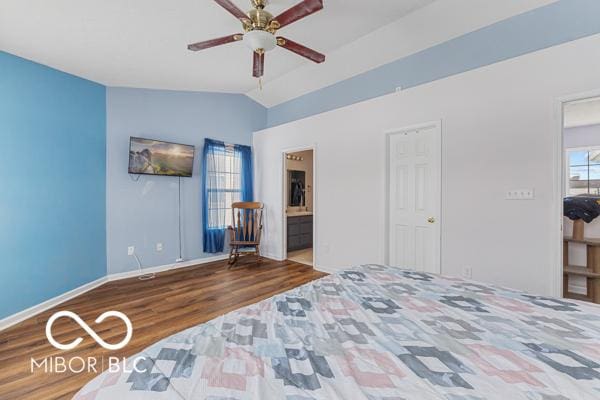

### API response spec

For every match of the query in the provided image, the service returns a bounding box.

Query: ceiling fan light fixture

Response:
[243,30,276,53]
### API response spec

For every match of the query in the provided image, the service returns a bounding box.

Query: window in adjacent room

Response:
[567,148,600,196]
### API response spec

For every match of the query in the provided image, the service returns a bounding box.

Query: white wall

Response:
[253,33,600,296]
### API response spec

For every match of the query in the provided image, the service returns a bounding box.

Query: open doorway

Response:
[283,149,314,266]
[561,96,600,302]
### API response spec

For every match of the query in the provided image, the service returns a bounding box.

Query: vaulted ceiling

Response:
[0,0,556,107]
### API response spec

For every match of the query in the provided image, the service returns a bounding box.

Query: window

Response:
[206,145,241,229]
[202,138,252,253]
[567,148,600,196]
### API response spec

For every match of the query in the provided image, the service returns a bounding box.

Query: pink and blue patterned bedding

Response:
[75,265,600,399]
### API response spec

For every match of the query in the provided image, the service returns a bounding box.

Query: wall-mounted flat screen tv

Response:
[128,137,195,177]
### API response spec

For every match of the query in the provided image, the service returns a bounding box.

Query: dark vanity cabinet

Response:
[287,215,313,251]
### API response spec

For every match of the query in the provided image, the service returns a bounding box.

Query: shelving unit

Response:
[563,236,600,303]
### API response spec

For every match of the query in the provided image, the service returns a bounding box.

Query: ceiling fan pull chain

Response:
[259,77,263,91]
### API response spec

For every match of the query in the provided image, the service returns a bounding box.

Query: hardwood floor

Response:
[0,258,327,400]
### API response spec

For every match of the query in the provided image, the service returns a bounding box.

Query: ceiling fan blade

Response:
[253,51,265,78]
[273,0,323,28]
[214,0,248,20]
[188,34,242,51]
[277,37,325,63]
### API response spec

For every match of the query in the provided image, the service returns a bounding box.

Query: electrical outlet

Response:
[156,242,163,252]
[506,189,535,200]
[462,266,472,279]
[127,246,135,256]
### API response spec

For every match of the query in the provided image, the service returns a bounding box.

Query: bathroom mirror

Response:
[288,170,306,207]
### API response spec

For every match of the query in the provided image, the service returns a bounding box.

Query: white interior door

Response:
[388,123,441,273]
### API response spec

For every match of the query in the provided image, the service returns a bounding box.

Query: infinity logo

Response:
[45,311,133,351]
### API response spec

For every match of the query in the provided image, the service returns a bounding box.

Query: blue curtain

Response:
[202,139,253,253]
[238,143,253,202]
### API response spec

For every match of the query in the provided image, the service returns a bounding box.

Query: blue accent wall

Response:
[106,88,266,274]
[267,0,600,127]
[0,52,106,319]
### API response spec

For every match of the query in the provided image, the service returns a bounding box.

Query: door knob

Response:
[427,217,436,224]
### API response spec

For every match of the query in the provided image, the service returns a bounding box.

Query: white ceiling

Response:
[0,0,434,94]
[0,0,557,107]
[564,97,600,128]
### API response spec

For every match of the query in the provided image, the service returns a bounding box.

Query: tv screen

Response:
[128,137,195,177]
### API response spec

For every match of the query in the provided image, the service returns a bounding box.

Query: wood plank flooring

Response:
[0,258,327,400]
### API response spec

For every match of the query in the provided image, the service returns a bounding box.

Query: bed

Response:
[75,265,600,399]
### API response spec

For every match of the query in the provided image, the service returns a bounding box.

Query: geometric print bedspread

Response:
[75,265,600,400]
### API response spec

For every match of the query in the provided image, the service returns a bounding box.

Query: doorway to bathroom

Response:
[283,148,315,266]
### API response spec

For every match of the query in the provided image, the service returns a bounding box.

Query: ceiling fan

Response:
[188,0,325,80]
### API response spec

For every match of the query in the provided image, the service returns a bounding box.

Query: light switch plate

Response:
[506,189,535,200]
[127,246,135,256]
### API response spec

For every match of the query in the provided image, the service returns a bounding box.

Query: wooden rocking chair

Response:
[227,202,264,266]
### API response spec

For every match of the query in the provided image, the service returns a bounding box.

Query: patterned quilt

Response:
[75,265,600,399]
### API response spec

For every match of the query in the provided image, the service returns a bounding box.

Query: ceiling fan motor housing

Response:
[247,7,273,30]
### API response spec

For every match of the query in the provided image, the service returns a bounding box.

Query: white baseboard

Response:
[0,254,230,332]
[314,265,338,275]
[107,254,229,281]
[263,252,334,275]
[0,276,107,332]
[262,253,285,261]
